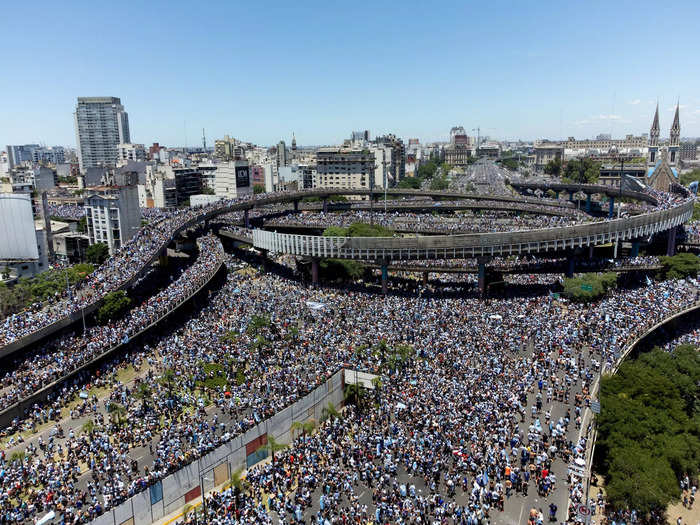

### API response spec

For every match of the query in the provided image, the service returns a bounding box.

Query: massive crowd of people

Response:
[265,210,580,234]
[0,184,695,525]
[0,236,224,415]
[0,247,697,524]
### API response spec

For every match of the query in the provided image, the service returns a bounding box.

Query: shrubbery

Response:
[97,290,132,324]
[319,223,394,281]
[658,253,700,280]
[0,264,94,316]
[562,272,617,302]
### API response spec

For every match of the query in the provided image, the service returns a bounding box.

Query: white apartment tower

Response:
[74,97,130,173]
[84,185,141,255]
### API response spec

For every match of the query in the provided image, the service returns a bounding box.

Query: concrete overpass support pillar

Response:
[159,254,169,267]
[631,241,640,258]
[555,191,560,200]
[478,260,487,297]
[608,197,615,219]
[667,228,677,256]
[322,199,329,213]
[568,190,574,202]
[565,256,576,278]
[293,200,299,213]
[585,193,592,213]
[422,271,429,285]
[244,209,251,229]
[381,261,389,295]
[588,245,594,259]
[311,258,320,286]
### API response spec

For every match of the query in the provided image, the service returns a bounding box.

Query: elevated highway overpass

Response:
[0,185,688,357]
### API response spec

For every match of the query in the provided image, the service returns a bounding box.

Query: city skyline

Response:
[2,0,700,149]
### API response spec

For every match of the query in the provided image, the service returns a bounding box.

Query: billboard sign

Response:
[0,193,39,260]
[235,166,250,188]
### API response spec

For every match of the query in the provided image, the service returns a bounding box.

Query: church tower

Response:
[647,103,660,166]
[669,103,680,165]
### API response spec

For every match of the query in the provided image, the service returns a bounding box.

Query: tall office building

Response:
[74,97,130,173]
[277,141,288,167]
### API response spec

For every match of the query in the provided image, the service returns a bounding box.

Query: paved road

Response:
[452,160,513,196]
[267,333,592,525]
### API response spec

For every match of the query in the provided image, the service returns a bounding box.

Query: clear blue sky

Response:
[2,0,699,149]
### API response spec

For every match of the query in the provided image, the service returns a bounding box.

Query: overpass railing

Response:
[253,199,693,260]
[0,238,226,427]
[0,185,677,356]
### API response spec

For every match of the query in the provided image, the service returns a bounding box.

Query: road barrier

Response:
[88,368,347,525]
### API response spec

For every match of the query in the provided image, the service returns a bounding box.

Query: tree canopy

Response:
[562,158,601,184]
[86,242,109,265]
[595,345,700,515]
[562,272,617,302]
[658,253,700,280]
[97,290,132,324]
[0,264,94,317]
[544,158,561,176]
[319,222,393,281]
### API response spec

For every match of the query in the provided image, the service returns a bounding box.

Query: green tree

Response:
[253,184,265,194]
[107,402,127,427]
[322,226,349,237]
[680,168,700,187]
[86,242,109,264]
[82,420,96,435]
[321,401,341,422]
[97,290,132,324]
[344,383,367,411]
[658,253,700,280]
[595,345,700,516]
[562,272,617,302]
[262,435,288,464]
[397,177,423,189]
[346,222,394,237]
[544,158,561,176]
[134,383,153,411]
[290,420,317,441]
[159,368,177,407]
[429,175,449,191]
[246,314,271,335]
[563,158,601,184]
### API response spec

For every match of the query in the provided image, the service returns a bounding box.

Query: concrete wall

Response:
[89,368,346,525]
[0,261,225,428]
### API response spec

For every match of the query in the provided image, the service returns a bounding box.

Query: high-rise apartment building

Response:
[375,134,405,183]
[84,183,141,255]
[6,145,65,169]
[74,97,130,173]
[314,148,374,197]
[277,141,288,167]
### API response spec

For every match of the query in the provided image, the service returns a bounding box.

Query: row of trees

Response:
[544,157,601,184]
[596,345,700,515]
[396,157,452,191]
[561,254,700,303]
[0,263,94,317]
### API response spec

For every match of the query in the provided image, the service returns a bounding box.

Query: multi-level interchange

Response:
[0,165,698,524]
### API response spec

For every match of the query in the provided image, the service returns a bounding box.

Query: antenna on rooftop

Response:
[202,128,207,152]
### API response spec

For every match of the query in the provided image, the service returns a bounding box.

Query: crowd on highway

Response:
[0,184,695,525]
[0,235,224,413]
[265,210,579,234]
[0,246,697,523]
